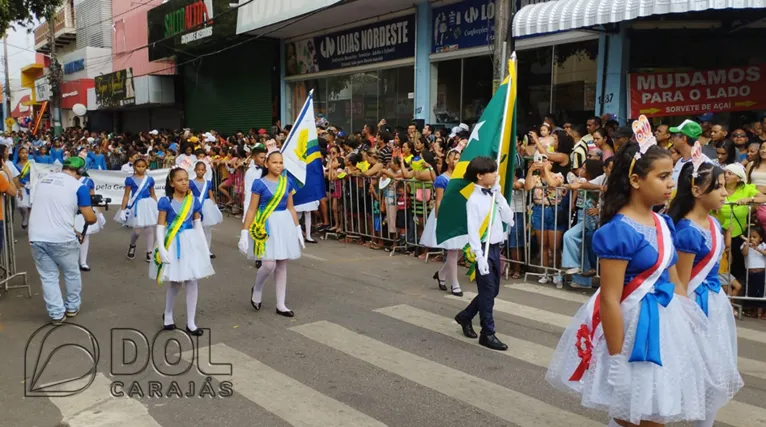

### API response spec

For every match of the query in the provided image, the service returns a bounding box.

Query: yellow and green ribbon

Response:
[19,162,30,180]
[249,175,287,259]
[463,212,491,282]
[154,194,193,285]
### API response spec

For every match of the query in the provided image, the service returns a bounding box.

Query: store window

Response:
[431,56,493,126]
[286,65,414,132]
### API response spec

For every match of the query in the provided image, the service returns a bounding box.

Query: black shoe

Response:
[454,314,478,339]
[127,245,136,260]
[250,286,261,311]
[80,264,90,272]
[162,314,176,331]
[433,271,447,291]
[186,326,203,336]
[306,239,318,244]
[145,252,152,263]
[479,334,508,351]
[451,287,464,297]
[276,308,294,317]
[210,254,216,259]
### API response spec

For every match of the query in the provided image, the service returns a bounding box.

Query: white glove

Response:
[97,212,106,227]
[607,354,630,387]
[238,229,249,256]
[296,225,305,249]
[119,209,129,223]
[155,225,172,264]
[193,219,206,243]
[476,256,490,276]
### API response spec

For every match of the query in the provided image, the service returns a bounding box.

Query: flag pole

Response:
[482,53,516,264]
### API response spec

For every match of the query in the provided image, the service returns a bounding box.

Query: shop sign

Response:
[286,15,415,76]
[628,64,766,118]
[236,0,341,35]
[148,0,237,62]
[432,0,496,53]
[35,78,50,101]
[64,59,85,75]
[94,69,136,108]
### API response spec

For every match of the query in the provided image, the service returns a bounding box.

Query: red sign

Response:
[628,64,766,118]
[60,80,94,109]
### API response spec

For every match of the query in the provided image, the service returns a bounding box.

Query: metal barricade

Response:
[720,201,764,319]
[0,195,30,298]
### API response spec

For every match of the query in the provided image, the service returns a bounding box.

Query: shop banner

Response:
[432,0,496,53]
[94,69,135,108]
[285,15,415,76]
[60,80,94,109]
[29,163,169,204]
[236,0,342,35]
[628,64,766,118]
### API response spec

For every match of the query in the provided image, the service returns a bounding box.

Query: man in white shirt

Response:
[242,145,267,223]
[453,156,514,351]
[670,120,706,186]
[29,156,97,325]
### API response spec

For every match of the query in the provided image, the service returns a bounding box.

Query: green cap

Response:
[669,120,703,140]
[63,156,88,175]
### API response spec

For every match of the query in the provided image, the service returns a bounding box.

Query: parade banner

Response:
[628,64,766,118]
[29,163,169,204]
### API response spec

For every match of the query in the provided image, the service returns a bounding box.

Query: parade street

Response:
[1,217,766,427]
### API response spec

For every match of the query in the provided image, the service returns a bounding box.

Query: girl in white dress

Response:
[420,150,466,296]
[115,158,159,262]
[191,161,223,258]
[151,167,215,335]
[14,147,32,229]
[239,151,304,317]
[74,175,106,271]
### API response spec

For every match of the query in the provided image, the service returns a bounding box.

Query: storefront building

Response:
[58,47,112,128]
[513,0,766,127]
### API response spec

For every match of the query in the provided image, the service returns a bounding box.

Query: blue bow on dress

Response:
[694,279,721,317]
[629,281,674,366]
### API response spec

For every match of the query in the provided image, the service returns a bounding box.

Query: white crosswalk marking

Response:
[505,282,766,345]
[445,292,766,426]
[47,373,161,427]
[198,344,387,427]
[374,304,552,368]
[292,320,603,427]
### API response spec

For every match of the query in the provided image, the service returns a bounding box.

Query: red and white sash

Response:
[687,216,722,297]
[569,212,674,381]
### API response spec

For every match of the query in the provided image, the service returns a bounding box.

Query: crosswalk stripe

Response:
[48,373,161,427]
[506,283,766,345]
[448,292,766,382]
[292,320,602,427]
[374,304,552,368]
[200,344,387,427]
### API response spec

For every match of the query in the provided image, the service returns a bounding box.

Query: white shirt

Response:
[121,162,134,174]
[672,153,712,187]
[467,184,514,256]
[743,242,766,269]
[29,172,91,243]
[242,165,264,223]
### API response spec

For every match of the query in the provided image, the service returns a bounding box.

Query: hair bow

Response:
[629,115,658,176]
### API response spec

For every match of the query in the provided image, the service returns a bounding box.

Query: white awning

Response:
[513,0,766,37]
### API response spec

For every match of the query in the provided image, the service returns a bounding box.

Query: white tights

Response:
[302,212,314,241]
[79,235,90,266]
[163,280,199,330]
[438,250,462,293]
[203,226,213,254]
[130,227,155,254]
[251,260,290,312]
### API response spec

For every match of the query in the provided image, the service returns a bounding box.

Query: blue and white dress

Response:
[675,217,743,411]
[246,178,301,261]
[191,178,223,226]
[546,213,715,424]
[115,175,158,228]
[15,160,31,208]
[74,176,106,234]
[419,173,469,250]
[149,196,215,282]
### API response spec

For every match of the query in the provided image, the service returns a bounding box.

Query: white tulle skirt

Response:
[16,187,31,208]
[74,212,106,235]
[201,199,223,226]
[246,210,301,261]
[149,228,215,283]
[419,211,469,250]
[295,200,320,212]
[114,198,158,228]
[546,290,718,425]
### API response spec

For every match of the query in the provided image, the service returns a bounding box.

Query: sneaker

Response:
[538,275,550,284]
[51,316,66,326]
[127,245,136,260]
[65,309,79,318]
[564,267,581,275]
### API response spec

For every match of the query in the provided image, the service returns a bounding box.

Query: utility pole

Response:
[47,17,63,137]
[492,0,511,90]
[3,35,11,132]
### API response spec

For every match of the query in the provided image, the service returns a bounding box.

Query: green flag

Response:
[436,56,518,246]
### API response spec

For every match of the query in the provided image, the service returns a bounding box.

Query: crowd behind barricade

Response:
[4,113,766,318]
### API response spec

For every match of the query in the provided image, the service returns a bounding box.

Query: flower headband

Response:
[629,115,657,177]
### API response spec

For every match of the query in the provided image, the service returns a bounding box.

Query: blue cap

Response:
[337,131,346,137]
[698,112,714,122]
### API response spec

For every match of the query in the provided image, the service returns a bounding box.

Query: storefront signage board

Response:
[628,64,766,118]
[35,78,50,101]
[64,59,85,75]
[286,15,415,76]
[236,0,342,35]
[94,69,136,108]
[432,0,496,53]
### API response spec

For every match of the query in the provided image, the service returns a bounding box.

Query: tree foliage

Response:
[0,0,63,33]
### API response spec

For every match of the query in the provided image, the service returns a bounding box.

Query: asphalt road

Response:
[1,216,765,427]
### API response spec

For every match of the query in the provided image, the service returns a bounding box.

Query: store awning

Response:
[513,0,766,37]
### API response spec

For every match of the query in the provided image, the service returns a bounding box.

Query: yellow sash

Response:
[154,194,193,285]
[249,176,287,258]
